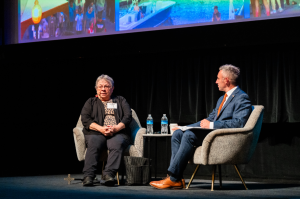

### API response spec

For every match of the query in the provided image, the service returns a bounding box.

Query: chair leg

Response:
[211,165,216,191]
[186,165,200,189]
[121,160,125,184]
[233,165,248,190]
[116,172,120,185]
[218,165,222,189]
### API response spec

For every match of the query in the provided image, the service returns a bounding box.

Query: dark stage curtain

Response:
[113,45,300,125]
[2,42,300,179]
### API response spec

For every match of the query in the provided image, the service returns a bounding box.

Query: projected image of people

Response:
[212,6,221,22]
[75,5,84,34]
[118,0,300,31]
[19,0,300,42]
[20,0,115,42]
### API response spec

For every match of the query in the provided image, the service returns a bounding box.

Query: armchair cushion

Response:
[73,127,86,161]
[191,105,264,165]
[133,128,146,157]
[202,131,253,165]
[73,109,145,161]
[128,109,146,157]
[129,110,142,144]
[124,144,141,157]
[190,146,202,164]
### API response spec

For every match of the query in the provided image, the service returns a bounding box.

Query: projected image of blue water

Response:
[20,0,116,42]
[118,0,300,31]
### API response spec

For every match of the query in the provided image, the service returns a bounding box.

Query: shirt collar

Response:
[226,86,238,98]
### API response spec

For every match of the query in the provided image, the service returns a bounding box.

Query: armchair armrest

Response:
[201,127,254,165]
[133,127,146,157]
[204,127,252,143]
[73,127,86,161]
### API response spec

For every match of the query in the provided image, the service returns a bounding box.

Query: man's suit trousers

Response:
[168,129,208,182]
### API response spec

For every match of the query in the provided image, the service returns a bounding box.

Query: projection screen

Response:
[19,0,300,43]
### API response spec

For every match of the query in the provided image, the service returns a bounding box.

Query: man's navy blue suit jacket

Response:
[187,87,252,129]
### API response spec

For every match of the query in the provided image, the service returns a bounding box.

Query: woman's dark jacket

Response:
[81,95,132,135]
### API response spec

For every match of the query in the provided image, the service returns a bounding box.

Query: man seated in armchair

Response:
[150,64,252,189]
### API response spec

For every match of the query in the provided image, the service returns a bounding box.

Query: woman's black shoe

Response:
[101,175,115,186]
[83,176,94,186]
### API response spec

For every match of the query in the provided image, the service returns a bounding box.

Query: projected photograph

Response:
[118,0,300,31]
[20,0,116,41]
[19,0,300,43]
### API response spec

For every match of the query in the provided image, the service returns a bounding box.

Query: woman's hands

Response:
[89,122,125,137]
[100,126,113,137]
[107,123,125,135]
[89,123,111,136]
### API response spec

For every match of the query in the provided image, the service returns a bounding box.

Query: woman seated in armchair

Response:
[81,74,132,186]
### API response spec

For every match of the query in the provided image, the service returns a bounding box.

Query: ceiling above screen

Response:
[19,0,300,43]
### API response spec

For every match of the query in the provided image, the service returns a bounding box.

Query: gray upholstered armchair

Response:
[73,109,146,184]
[186,105,264,191]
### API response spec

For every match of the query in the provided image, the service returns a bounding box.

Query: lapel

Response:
[112,97,120,123]
[213,97,224,121]
[95,98,105,125]
[216,87,240,120]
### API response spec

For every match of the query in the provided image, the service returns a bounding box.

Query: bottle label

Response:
[147,121,153,125]
[161,121,168,125]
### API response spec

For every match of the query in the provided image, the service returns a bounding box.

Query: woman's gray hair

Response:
[95,74,114,88]
[219,64,240,85]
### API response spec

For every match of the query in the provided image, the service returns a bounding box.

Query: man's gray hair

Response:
[219,64,240,85]
[95,74,114,88]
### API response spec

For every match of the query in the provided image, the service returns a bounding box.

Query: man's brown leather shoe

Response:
[151,175,186,189]
[150,177,183,189]
[182,178,186,188]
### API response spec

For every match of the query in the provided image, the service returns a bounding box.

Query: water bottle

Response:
[161,114,168,134]
[147,114,153,134]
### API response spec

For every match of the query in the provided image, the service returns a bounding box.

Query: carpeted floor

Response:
[0,175,299,199]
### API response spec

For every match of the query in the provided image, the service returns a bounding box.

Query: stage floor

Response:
[0,174,299,199]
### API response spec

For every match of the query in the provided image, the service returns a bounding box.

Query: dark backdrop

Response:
[1,9,300,180]
[0,0,3,46]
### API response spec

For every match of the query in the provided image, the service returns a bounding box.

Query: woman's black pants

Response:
[83,133,130,178]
